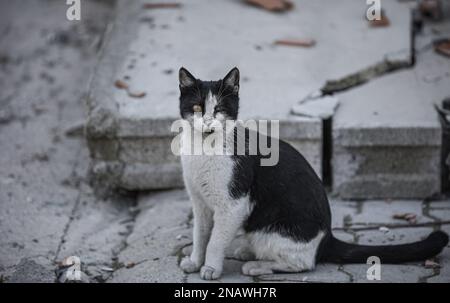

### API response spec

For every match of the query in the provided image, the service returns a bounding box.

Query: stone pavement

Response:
[107,190,450,283]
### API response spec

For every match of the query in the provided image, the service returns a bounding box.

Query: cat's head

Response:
[178,67,239,133]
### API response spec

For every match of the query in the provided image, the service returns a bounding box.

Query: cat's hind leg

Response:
[241,231,325,276]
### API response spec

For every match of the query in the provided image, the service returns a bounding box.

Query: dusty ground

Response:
[0,0,449,283]
[0,0,137,283]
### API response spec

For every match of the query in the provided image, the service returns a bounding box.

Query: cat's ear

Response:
[179,67,196,88]
[223,67,239,93]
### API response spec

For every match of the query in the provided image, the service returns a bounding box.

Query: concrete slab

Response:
[332,20,450,199]
[87,0,412,190]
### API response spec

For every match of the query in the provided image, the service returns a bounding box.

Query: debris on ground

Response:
[100,266,115,272]
[64,120,85,137]
[424,259,441,269]
[274,38,316,48]
[114,79,147,98]
[244,0,293,13]
[143,3,181,10]
[127,90,147,98]
[379,226,390,233]
[434,38,450,58]
[55,257,89,283]
[114,79,129,89]
[368,9,390,27]
[126,262,136,269]
[291,95,339,119]
[392,213,417,224]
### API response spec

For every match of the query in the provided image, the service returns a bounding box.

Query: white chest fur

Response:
[181,154,234,206]
[180,130,235,208]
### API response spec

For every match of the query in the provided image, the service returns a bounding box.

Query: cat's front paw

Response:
[180,256,201,273]
[200,265,221,280]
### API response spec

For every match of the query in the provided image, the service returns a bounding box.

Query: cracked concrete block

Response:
[257,264,350,283]
[86,0,413,190]
[291,96,340,119]
[109,190,192,282]
[343,264,434,283]
[349,200,433,228]
[333,34,450,198]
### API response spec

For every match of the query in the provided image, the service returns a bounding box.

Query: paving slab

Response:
[108,190,191,282]
[256,264,350,283]
[105,189,450,283]
[87,0,412,190]
[348,200,433,229]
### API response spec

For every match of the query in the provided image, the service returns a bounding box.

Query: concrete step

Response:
[86,0,413,191]
[332,25,450,198]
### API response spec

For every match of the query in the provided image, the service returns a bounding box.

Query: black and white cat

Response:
[177,67,449,280]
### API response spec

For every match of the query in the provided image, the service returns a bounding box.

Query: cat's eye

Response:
[193,105,202,112]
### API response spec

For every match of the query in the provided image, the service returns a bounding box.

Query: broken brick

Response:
[244,0,293,13]
[274,38,316,48]
[434,39,450,58]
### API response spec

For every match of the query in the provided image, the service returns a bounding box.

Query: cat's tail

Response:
[322,230,448,263]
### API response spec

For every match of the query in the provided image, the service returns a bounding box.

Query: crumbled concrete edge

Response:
[85,0,140,193]
[321,57,412,95]
[86,0,145,140]
[333,125,442,147]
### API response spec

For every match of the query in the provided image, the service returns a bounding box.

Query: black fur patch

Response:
[228,127,332,243]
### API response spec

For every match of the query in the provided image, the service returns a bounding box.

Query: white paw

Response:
[242,261,273,276]
[200,265,221,280]
[233,246,255,261]
[180,256,201,273]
